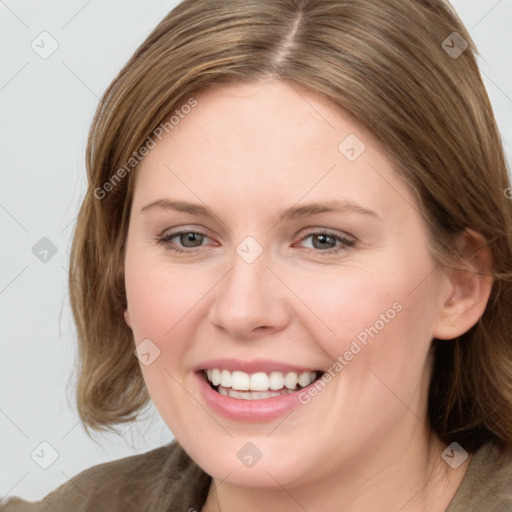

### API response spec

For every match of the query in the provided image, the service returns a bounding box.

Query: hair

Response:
[69,0,512,452]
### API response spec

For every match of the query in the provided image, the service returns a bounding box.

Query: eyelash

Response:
[156,229,356,256]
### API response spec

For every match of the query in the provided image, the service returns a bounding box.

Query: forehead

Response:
[132,79,416,222]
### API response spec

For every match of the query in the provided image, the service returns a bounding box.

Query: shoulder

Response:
[448,442,512,511]
[0,441,210,512]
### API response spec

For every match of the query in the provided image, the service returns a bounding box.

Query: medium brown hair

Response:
[69,0,512,452]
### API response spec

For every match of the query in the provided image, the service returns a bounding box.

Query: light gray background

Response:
[1,0,511,502]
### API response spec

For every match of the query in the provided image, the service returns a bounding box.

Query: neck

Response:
[201,428,471,512]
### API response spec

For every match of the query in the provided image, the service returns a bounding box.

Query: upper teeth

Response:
[205,369,317,391]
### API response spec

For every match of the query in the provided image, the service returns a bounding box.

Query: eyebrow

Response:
[140,198,380,221]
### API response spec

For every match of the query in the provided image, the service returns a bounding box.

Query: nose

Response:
[207,244,291,340]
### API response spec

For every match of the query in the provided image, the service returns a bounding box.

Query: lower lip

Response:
[195,372,308,422]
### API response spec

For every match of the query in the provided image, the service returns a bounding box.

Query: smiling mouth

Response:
[202,368,324,400]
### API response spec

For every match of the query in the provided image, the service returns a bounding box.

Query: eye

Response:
[297,230,356,255]
[157,229,212,253]
[156,228,356,256]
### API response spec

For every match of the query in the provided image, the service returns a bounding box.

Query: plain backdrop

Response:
[1,0,511,502]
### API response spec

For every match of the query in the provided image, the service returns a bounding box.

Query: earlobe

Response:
[433,229,494,340]
[124,308,132,329]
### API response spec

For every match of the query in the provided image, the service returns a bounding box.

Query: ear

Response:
[433,228,494,340]
[124,308,133,329]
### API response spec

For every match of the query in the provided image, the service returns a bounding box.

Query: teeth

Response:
[205,369,318,391]
[269,371,284,390]
[284,372,298,390]
[250,372,269,391]
[232,371,250,391]
[211,369,221,386]
[220,369,231,388]
[298,372,312,387]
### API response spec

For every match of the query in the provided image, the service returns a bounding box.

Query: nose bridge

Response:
[208,239,289,337]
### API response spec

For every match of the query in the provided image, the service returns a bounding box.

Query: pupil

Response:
[182,233,202,247]
[315,234,333,249]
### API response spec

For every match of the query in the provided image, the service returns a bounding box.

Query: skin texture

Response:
[123,79,493,511]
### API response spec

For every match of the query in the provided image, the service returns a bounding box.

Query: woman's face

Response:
[124,79,452,489]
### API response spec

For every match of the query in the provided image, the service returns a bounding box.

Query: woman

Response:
[3,0,512,510]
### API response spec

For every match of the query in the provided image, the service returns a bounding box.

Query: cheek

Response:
[124,253,205,343]
[288,266,404,352]
[124,254,194,395]
[335,280,438,417]
[302,257,439,383]
[124,257,200,433]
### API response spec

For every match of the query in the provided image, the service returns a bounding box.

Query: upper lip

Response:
[195,358,322,374]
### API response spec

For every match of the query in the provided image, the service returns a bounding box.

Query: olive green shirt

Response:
[1,441,511,511]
